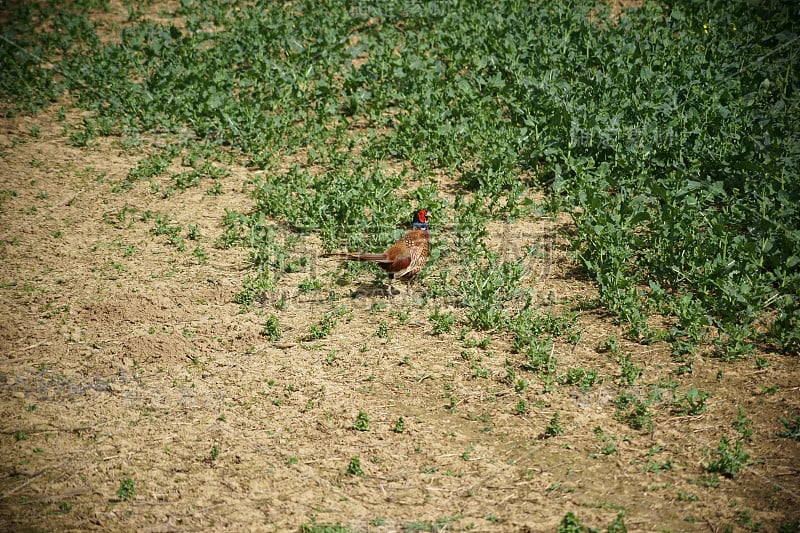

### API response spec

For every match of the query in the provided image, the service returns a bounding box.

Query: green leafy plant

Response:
[778,415,800,440]
[521,338,557,375]
[376,320,389,339]
[707,436,749,479]
[734,408,754,440]
[346,456,364,476]
[304,306,348,341]
[542,412,564,439]
[558,512,585,533]
[615,392,653,432]
[116,478,135,501]
[260,314,281,341]
[617,353,642,387]
[559,367,599,392]
[608,511,627,533]
[353,411,370,432]
[429,308,456,335]
[299,277,324,294]
[672,386,711,415]
[592,427,618,456]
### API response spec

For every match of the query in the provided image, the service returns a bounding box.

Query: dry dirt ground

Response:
[1,69,799,533]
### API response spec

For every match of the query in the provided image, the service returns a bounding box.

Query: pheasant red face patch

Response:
[416,209,428,224]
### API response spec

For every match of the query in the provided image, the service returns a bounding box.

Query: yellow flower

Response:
[703,23,709,34]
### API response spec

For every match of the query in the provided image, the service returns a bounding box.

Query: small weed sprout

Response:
[618,353,642,386]
[608,511,627,533]
[592,427,618,456]
[515,399,529,415]
[672,386,711,415]
[116,478,135,501]
[261,314,281,341]
[347,456,364,476]
[298,277,323,293]
[735,509,762,532]
[707,436,749,479]
[615,392,653,432]
[376,320,389,339]
[304,306,348,341]
[558,512,585,533]
[542,412,564,439]
[429,308,456,335]
[353,411,370,431]
[461,445,473,461]
[778,415,800,440]
[559,367,598,392]
[734,408,753,440]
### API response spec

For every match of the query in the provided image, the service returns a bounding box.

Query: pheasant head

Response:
[412,209,429,231]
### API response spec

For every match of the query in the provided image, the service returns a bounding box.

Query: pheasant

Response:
[323,209,430,293]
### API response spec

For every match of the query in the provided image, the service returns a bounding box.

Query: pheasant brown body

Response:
[323,209,430,283]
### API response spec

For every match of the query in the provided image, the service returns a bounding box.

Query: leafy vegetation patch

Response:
[4,0,796,351]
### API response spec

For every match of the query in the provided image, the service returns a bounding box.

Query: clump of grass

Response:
[608,511,627,533]
[298,277,323,294]
[557,510,626,532]
[734,408,754,441]
[521,338,557,375]
[456,247,527,331]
